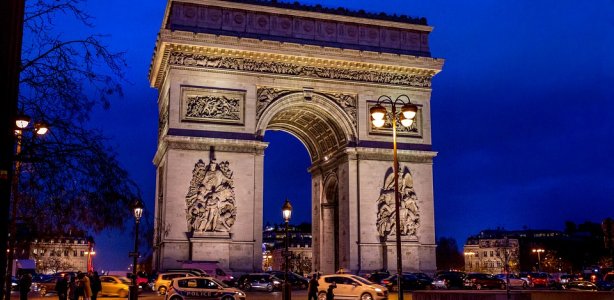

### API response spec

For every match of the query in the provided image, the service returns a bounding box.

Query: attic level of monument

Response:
[162,0,433,56]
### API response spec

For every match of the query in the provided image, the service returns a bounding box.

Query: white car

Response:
[495,274,528,288]
[317,274,388,300]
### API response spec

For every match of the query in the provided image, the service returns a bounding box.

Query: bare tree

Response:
[16,0,141,234]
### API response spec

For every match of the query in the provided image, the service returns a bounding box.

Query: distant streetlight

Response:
[370,95,418,300]
[129,198,144,300]
[84,248,96,272]
[532,248,545,272]
[5,113,48,297]
[281,199,292,300]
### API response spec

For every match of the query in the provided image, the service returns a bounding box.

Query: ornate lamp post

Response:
[370,95,417,300]
[129,199,144,300]
[532,248,545,272]
[4,113,48,298]
[281,199,292,300]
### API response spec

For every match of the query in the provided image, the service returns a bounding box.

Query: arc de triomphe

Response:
[149,0,443,274]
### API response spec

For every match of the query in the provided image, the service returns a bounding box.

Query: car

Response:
[32,275,58,296]
[266,271,308,289]
[563,280,598,291]
[155,272,202,295]
[528,272,554,288]
[99,275,133,297]
[559,274,579,284]
[363,271,391,284]
[236,273,281,292]
[432,272,466,289]
[494,274,528,288]
[164,276,246,300]
[595,280,614,291]
[463,273,506,290]
[317,274,388,300]
[380,273,433,291]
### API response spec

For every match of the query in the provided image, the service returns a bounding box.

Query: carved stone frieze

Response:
[169,51,432,88]
[185,158,237,233]
[376,166,420,239]
[181,86,245,125]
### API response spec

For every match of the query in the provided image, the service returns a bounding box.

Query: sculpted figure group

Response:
[376,166,420,238]
[185,158,237,232]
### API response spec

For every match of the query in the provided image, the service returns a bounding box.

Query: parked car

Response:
[563,280,598,291]
[494,274,528,288]
[463,273,506,290]
[155,272,203,295]
[236,273,282,292]
[559,274,579,284]
[164,276,245,300]
[380,273,433,291]
[363,271,391,284]
[99,275,133,297]
[317,274,388,300]
[595,280,614,291]
[528,272,554,288]
[266,271,308,289]
[32,275,57,296]
[432,272,466,289]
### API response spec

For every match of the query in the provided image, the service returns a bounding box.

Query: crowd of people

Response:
[17,271,102,300]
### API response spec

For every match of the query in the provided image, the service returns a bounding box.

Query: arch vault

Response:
[149,0,444,274]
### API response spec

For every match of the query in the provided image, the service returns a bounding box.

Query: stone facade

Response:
[150,0,443,275]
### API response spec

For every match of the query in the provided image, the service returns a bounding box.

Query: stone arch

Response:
[256,92,357,163]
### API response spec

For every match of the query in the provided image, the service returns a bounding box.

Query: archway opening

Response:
[261,130,312,274]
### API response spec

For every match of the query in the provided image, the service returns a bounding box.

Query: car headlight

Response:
[236,291,246,297]
[273,280,281,284]
[374,288,383,293]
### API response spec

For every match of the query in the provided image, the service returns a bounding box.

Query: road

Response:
[10,290,416,300]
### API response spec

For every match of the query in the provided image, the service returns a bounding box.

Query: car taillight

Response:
[381,280,389,284]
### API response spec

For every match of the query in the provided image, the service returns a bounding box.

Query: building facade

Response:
[464,237,519,274]
[150,0,443,274]
[27,236,93,274]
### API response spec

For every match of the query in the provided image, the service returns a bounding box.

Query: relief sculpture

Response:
[185,95,241,121]
[185,158,237,233]
[376,166,420,238]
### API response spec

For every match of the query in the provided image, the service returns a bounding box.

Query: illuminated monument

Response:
[149,0,443,274]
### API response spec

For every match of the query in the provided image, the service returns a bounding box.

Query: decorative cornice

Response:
[346,147,437,163]
[149,32,444,88]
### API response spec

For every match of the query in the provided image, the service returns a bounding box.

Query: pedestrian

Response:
[307,275,319,300]
[75,272,85,300]
[326,282,336,300]
[81,272,92,300]
[67,275,76,300]
[89,272,101,300]
[19,273,32,300]
[55,274,69,300]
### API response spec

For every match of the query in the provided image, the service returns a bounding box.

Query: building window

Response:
[73,250,77,256]
[80,251,85,257]
[33,248,38,255]
[64,250,69,256]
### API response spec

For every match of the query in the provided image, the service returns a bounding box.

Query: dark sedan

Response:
[463,273,506,290]
[380,273,433,291]
[236,273,282,292]
[265,271,308,289]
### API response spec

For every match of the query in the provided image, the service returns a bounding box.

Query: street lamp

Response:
[281,199,292,300]
[370,95,417,300]
[5,113,48,299]
[532,248,545,272]
[84,249,96,272]
[129,198,144,300]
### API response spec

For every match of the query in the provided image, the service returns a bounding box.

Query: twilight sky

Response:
[51,0,614,271]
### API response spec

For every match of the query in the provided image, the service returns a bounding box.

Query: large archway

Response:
[150,0,442,274]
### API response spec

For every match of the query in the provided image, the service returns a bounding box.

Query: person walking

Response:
[81,273,92,300]
[19,273,32,300]
[67,275,76,300]
[307,275,319,300]
[89,272,101,300]
[55,275,69,300]
[326,282,336,300]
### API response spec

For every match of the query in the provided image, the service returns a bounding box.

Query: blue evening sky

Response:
[50,0,614,270]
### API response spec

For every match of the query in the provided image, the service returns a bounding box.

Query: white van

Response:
[179,261,234,283]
